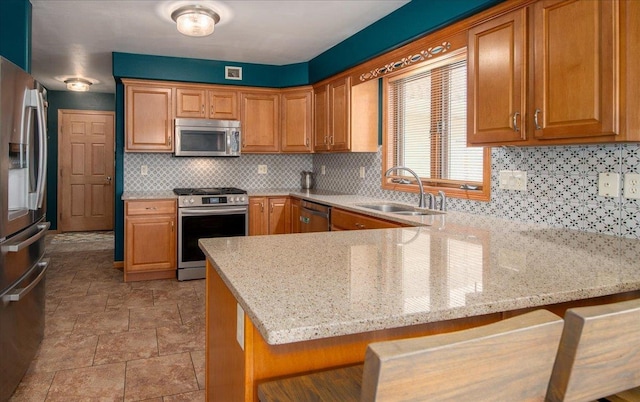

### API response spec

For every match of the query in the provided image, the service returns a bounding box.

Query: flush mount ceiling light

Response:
[64,78,92,92]
[171,5,220,37]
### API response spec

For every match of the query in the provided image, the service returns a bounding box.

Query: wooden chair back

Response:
[546,298,640,402]
[360,309,564,401]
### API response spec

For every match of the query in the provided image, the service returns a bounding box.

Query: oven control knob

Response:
[240,196,246,202]
[189,198,194,204]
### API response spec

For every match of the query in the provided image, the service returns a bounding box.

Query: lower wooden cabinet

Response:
[124,199,176,282]
[331,208,404,231]
[249,196,291,235]
[290,198,301,233]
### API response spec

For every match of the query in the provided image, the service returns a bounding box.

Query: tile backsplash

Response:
[124,153,312,190]
[313,144,640,239]
[124,144,640,239]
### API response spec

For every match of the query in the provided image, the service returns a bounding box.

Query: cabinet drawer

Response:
[331,208,402,230]
[125,200,176,216]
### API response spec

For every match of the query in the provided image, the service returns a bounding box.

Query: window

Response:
[383,50,490,201]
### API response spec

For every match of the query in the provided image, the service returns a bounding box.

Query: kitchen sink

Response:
[356,203,444,216]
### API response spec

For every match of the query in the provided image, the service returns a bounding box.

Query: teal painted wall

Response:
[114,83,125,261]
[46,91,116,230]
[0,0,32,72]
[308,0,503,82]
[113,52,308,88]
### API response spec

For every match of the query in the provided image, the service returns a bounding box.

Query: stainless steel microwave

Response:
[174,118,241,157]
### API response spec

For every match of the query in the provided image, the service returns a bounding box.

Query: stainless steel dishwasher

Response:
[299,200,331,232]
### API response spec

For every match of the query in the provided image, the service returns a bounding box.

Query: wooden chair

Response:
[546,298,640,402]
[258,309,563,401]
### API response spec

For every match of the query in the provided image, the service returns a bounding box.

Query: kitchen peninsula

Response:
[200,194,640,402]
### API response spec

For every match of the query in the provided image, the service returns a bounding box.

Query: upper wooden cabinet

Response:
[281,88,313,153]
[468,0,626,146]
[241,91,280,153]
[175,87,239,120]
[314,77,378,152]
[124,81,174,152]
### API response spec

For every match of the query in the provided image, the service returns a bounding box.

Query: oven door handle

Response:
[180,208,247,216]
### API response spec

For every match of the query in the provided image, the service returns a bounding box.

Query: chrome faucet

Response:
[385,166,429,209]
[438,190,446,211]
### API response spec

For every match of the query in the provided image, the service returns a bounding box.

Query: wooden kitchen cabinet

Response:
[176,87,239,120]
[124,81,174,152]
[241,91,280,153]
[281,88,313,153]
[468,0,621,146]
[249,196,291,235]
[313,77,378,152]
[124,199,176,282]
[331,208,404,231]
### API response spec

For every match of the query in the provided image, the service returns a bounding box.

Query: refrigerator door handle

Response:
[29,89,48,210]
[1,221,50,253]
[2,258,49,303]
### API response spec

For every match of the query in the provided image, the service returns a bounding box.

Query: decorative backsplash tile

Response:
[313,144,640,239]
[124,153,313,190]
[124,144,640,239]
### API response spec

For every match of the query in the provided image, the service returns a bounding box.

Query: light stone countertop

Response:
[199,193,640,345]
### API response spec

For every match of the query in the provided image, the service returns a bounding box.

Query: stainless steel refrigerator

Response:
[0,57,49,401]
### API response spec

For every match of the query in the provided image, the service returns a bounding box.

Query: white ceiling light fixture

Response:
[171,5,220,37]
[64,78,92,92]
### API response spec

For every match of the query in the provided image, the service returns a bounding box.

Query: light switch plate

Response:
[499,171,511,189]
[140,165,148,176]
[321,165,326,175]
[624,173,640,199]
[236,303,244,350]
[359,166,366,179]
[257,165,267,174]
[598,172,620,197]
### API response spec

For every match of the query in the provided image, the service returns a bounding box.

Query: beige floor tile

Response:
[8,371,54,401]
[177,300,206,326]
[124,353,199,401]
[46,362,125,401]
[87,280,132,296]
[157,323,205,355]
[190,351,205,390]
[153,288,198,306]
[45,281,90,300]
[54,294,108,315]
[72,309,131,336]
[129,305,182,330]
[94,329,159,365]
[30,334,98,373]
[130,279,187,292]
[106,289,154,310]
[72,266,123,282]
[44,311,76,338]
[163,389,205,401]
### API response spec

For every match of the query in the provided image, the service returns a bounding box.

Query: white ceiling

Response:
[30,0,410,93]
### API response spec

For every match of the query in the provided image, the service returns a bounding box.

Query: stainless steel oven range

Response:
[174,187,248,281]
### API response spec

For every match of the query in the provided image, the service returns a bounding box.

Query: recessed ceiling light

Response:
[171,5,220,37]
[64,78,92,92]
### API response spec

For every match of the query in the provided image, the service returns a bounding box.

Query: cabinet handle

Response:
[534,108,542,130]
[260,202,264,212]
[329,135,334,145]
[202,105,205,113]
[145,207,157,210]
[270,204,274,213]
[305,138,309,147]
[171,221,174,232]
[355,223,365,229]
[167,133,172,146]
[512,112,520,132]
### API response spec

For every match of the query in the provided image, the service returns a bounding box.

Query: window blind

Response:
[387,56,484,186]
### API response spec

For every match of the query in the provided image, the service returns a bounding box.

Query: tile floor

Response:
[9,234,206,401]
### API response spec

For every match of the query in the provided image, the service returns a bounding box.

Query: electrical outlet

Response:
[624,173,640,199]
[321,165,326,175]
[499,171,511,189]
[598,172,620,197]
[511,171,527,191]
[359,166,366,179]
[257,165,267,174]
[140,165,148,176]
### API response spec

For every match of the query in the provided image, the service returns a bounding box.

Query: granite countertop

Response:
[199,193,640,345]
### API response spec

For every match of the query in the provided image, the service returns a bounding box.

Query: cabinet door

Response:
[125,85,173,152]
[249,197,268,236]
[125,215,176,272]
[331,208,402,231]
[241,92,280,152]
[328,77,351,151]
[467,8,528,144]
[209,89,239,120]
[290,198,301,233]
[533,0,617,140]
[313,85,329,152]
[281,90,312,153]
[176,88,206,118]
[268,197,291,235]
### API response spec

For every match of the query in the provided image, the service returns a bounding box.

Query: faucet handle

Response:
[437,190,446,211]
